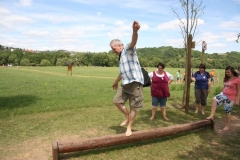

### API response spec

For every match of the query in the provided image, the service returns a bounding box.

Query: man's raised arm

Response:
[129,21,140,48]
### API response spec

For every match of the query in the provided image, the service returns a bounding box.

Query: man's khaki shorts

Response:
[113,82,143,109]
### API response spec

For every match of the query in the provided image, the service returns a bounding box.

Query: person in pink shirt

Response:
[206,66,240,131]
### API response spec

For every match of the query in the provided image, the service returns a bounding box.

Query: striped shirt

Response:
[119,44,144,85]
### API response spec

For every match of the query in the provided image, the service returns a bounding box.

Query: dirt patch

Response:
[214,114,240,137]
[2,135,81,160]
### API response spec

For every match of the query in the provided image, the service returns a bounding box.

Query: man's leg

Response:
[126,109,137,136]
[125,82,143,136]
[114,103,129,126]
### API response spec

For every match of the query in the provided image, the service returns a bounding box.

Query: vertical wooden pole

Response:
[52,141,59,160]
[202,49,205,63]
[185,34,192,113]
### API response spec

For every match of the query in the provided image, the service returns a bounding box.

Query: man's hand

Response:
[133,21,140,32]
[112,82,118,90]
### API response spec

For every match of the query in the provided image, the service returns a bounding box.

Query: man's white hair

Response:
[110,39,123,46]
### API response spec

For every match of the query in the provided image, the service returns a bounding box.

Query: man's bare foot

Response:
[202,112,205,115]
[150,116,154,120]
[163,117,169,121]
[126,128,132,136]
[120,120,128,126]
[195,110,198,113]
[206,116,213,120]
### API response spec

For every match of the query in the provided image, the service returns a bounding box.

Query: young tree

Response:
[172,0,205,112]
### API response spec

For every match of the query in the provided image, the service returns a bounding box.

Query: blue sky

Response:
[0,0,239,54]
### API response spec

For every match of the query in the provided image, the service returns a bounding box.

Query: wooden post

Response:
[67,62,74,76]
[52,141,59,160]
[185,34,193,113]
[52,120,213,159]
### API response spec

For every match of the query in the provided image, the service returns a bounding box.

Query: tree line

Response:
[0,45,239,69]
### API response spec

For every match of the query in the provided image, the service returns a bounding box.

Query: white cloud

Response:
[210,43,226,48]
[115,21,125,25]
[18,0,32,7]
[141,24,149,30]
[97,12,102,16]
[56,29,85,38]
[157,19,179,30]
[199,32,221,43]
[22,31,50,37]
[107,31,130,39]
[234,0,240,4]
[221,32,239,42]
[47,15,78,23]
[6,15,32,23]
[219,21,240,28]
[164,38,184,47]
[0,21,13,31]
[157,19,205,30]
[0,8,11,15]
[0,7,33,30]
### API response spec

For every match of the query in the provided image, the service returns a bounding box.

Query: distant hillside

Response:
[1,45,240,69]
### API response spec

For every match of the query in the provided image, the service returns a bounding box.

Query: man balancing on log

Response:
[110,20,144,136]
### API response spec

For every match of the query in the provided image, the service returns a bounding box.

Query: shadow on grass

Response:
[0,95,38,109]
[109,126,138,134]
[137,103,205,127]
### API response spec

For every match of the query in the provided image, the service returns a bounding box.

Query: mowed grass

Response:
[0,66,240,160]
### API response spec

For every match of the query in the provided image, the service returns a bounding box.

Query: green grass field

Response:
[0,66,240,160]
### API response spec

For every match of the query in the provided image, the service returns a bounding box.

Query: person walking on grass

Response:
[210,69,216,86]
[206,66,240,131]
[191,63,211,115]
[179,70,182,83]
[176,70,180,84]
[110,21,144,137]
[148,62,173,120]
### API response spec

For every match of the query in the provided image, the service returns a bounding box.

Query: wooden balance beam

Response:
[52,119,214,160]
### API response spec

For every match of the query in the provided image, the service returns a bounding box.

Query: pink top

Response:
[222,77,240,101]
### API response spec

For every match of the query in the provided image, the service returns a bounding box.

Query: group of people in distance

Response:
[176,69,194,84]
[210,69,220,86]
[110,20,240,136]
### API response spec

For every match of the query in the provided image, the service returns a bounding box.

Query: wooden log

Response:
[52,119,213,159]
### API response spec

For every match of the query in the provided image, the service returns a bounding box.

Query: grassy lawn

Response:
[0,66,240,160]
